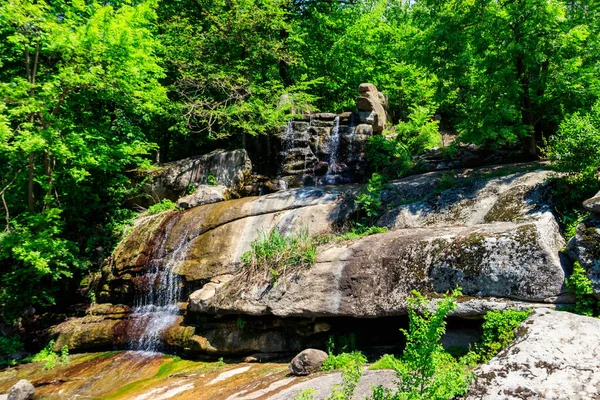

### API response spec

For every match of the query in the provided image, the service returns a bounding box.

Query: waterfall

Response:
[326,116,341,176]
[129,231,188,353]
[282,120,294,156]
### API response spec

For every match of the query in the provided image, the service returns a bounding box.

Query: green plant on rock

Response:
[322,351,367,372]
[31,340,69,370]
[294,389,317,400]
[355,173,385,224]
[472,309,530,363]
[327,363,363,400]
[566,262,598,317]
[0,335,24,367]
[207,171,218,186]
[366,135,412,178]
[241,228,316,283]
[370,288,472,400]
[370,354,402,370]
[146,199,179,215]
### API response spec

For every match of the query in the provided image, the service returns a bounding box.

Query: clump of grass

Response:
[241,228,316,283]
[315,225,388,245]
[31,340,69,370]
[370,354,402,370]
[321,351,367,371]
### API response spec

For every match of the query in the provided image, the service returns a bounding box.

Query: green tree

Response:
[0,0,166,322]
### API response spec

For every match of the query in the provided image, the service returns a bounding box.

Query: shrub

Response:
[207,171,218,186]
[397,104,442,155]
[370,354,402,370]
[31,340,69,370]
[549,102,600,179]
[322,351,367,371]
[146,199,179,215]
[294,389,317,400]
[241,228,316,283]
[370,288,472,400]
[566,262,598,317]
[473,309,530,363]
[355,173,385,223]
[327,363,363,400]
[0,336,24,366]
[366,135,412,178]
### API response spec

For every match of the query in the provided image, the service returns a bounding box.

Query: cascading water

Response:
[326,116,341,176]
[129,231,188,353]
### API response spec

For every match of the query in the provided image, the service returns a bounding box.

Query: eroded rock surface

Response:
[465,308,600,400]
[567,217,600,297]
[177,185,229,209]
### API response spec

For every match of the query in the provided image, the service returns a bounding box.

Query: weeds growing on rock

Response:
[241,228,316,283]
[470,309,530,363]
[31,340,69,370]
[566,262,598,317]
[146,199,179,215]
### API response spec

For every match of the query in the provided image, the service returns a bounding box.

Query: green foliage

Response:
[370,289,472,400]
[322,351,367,372]
[355,173,385,223]
[397,105,442,154]
[31,340,69,370]
[0,210,86,323]
[236,317,246,330]
[370,354,402,370]
[206,172,218,186]
[366,135,412,178]
[241,228,316,281]
[566,262,598,317]
[146,199,179,215]
[562,211,588,241]
[549,103,600,178]
[294,389,317,400]
[0,335,24,366]
[327,363,363,400]
[473,309,530,363]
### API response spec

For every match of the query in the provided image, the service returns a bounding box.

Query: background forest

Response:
[0,0,599,333]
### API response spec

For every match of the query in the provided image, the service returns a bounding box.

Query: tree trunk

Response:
[516,53,537,159]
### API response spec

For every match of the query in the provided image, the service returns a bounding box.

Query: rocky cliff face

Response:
[51,165,572,356]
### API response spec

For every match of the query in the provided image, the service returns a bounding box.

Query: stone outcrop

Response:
[190,169,568,318]
[289,349,329,376]
[355,83,387,133]
[279,113,369,187]
[7,380,35,400]
[465,308,600,400]
[414,144,524,172]
[583,189,600,214]
[133,149,252,207]
[52,166,572,356]
[176,185,229,209]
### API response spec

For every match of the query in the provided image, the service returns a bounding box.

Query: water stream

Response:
[326,116,341,176]
[129,230,188,352]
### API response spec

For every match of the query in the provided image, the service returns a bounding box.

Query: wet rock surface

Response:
[465,308,600,400]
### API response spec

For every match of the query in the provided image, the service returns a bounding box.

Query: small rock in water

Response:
[8,380,35,400]
[289,349,328,376]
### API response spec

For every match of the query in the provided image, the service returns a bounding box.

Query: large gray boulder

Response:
[7,380,35,400]
[465,308,600,400]
[191,212,566,317]
[583,190,600,214]
[289,349,328,376]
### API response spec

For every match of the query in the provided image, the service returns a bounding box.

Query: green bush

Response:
[397,104,442,155]
[355,173,385,223]
[549,102,600,179]
[327,363,363,400]
[241,228,316,283]
[566,262,598,317]
[370,289,472,400]
[146,199,179,215]
[322,351,367,371]
[366,135,412,178]
[473,309,530,363]
[31,340,69,370]
[370,354,402,370]
[0,336,24,366]
[207,172,219,186]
